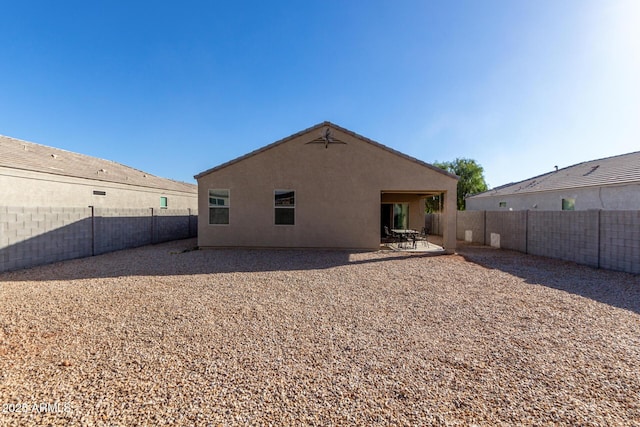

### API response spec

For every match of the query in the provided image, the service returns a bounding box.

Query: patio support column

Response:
[442,189,457,253]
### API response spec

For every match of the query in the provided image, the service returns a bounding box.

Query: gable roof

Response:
[0,134,196,193]
[469,151,640,199]
[195,121,458,180]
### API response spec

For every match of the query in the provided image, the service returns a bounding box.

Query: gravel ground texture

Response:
[1,238,639,426]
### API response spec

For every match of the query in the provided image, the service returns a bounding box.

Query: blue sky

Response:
[1,0,638,187]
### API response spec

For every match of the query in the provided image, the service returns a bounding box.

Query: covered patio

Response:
[381,234,446,253]
[380,190,454,254]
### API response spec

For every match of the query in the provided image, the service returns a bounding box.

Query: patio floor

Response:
[380,234,445,253]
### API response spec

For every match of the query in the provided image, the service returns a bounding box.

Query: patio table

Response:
[392,229,420,248]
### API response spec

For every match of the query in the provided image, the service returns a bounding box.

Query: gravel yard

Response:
[1,239,639,426]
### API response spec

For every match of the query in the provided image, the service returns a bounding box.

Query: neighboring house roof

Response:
[195,121,458,180]
[0,134,196,193]
[469,151,640,199]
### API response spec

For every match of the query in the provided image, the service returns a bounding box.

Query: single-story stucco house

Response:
[466,151,640,211]
[195,121,458,252]
[0,134,197,209]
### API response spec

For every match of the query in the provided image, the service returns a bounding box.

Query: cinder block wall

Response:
[436,210,640,274]
[600,211,640,274]
[0,206,198,272]
[453,209,638,274]
[154,209,196,244]
[484,211,527,253]
[93,208,154,255]
[456,211,485,243]
[0,206,92,272]
[425,213,443,236]
[527,211,599,268]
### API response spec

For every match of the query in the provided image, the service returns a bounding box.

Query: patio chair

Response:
[410,231,418,249]
[414,227,429,248]
[398,232,410,249]
[384,226,397,244]
[384,226,408,248]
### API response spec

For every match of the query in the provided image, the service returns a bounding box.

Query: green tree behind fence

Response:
[427,158,489,211]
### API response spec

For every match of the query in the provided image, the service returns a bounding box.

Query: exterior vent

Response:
[584,165,600,176]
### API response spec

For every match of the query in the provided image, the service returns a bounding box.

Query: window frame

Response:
[208,189,230,225]
[562,198,576,211]
[274,189,295,225]
[160,196,168,209]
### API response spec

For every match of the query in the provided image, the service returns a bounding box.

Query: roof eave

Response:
[469,178,640,199]
[194,122,329,180]
[195,121,459,181]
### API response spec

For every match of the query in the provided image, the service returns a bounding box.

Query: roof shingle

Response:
[0,135,196,193]
[470,151,640,198]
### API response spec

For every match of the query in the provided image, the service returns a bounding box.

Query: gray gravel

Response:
[1,239,639,426]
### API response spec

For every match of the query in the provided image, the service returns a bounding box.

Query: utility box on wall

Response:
[490,233,500,248]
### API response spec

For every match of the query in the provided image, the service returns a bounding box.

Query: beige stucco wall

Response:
[466,183,640,211]
[197,127,457,251]
[1,167,198,210]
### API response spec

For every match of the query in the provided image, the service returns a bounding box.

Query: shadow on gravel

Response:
[457,243,640,315]
[0,238,445,283]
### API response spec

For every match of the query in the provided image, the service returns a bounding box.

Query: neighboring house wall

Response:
[467,183,640,211]
[197,124,458,251]
[0,167,197,210]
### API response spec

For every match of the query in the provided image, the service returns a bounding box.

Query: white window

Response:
[209,189,230,224]
[274,190,295,225]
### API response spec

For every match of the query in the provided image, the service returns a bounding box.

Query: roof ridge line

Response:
[195,121,458,180]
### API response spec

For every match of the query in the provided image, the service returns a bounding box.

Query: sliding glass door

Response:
[381,202,410,236]
[393,203,409,229]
